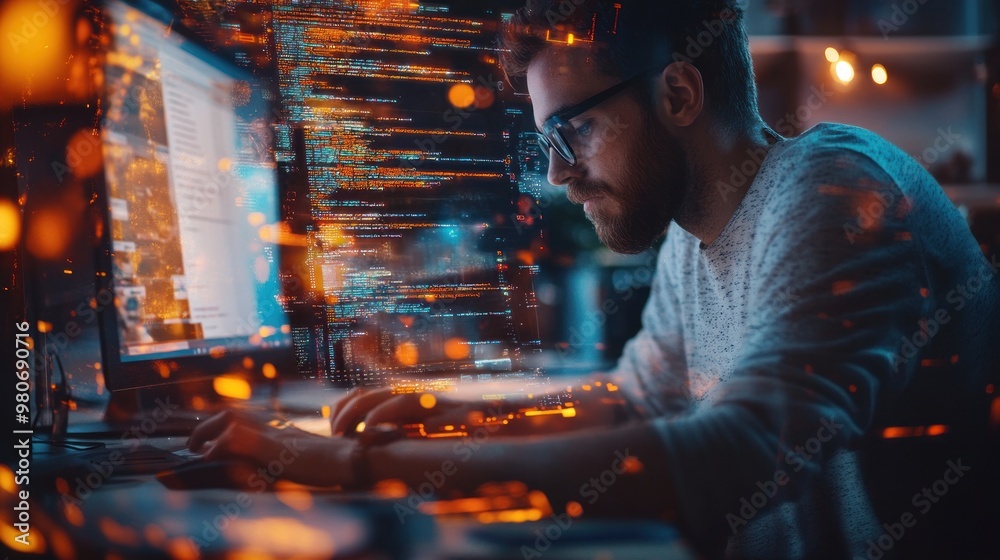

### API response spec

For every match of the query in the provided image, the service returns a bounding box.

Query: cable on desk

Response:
[32,438,106,451]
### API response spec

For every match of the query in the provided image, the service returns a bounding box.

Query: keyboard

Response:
[34,443,196,486]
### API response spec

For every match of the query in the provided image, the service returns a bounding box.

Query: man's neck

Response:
[675,123,781,248]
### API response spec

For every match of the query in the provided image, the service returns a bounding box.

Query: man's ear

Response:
[654,62,704,127]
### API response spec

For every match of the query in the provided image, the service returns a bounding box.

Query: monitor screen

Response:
[98,0,290,385]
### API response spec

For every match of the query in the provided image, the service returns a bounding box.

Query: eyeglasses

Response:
[534,72,649,166]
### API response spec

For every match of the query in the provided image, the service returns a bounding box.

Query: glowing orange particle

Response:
[419,393,437,409]
[214,375,251,400]
[395,341,419,366]
[27,208,73,260]
[1,522,45,553]
[444,338,469,360]
[155,362,170,379]
[66,129,103,179]
[63,502,84,527]
[0,200,21,251]
[0,465,15,494]
[882,427,907,439]
[926,424,948,437]
[448,83,475,109]
[566,501,584,517]
[168,537,199,560]
[620,456,644,474]
[276,485,313,511]
[473,86,495,109]
[0,0,71,101]
[832,281,855,296]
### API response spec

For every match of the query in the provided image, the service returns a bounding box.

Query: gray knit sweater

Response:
[613,123,999,559]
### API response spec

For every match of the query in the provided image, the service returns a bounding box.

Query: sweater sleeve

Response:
[655,148,929,546]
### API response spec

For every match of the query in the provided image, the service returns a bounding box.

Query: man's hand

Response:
[329,388,470,436]
[188,410,356,487]
[330,382,638,437]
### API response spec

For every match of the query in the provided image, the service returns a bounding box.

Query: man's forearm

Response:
[366,421,678,520]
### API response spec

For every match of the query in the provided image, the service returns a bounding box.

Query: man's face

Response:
[527,47,686,254]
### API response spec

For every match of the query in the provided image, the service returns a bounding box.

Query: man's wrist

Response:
[345,422,404,489]
[345,438,370,489]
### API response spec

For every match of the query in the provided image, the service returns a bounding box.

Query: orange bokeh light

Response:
[0,465,16,494]
[214,375,252,400]
[395,341,419,366]
[0,0,73,102]
[448,83,475,109]
[444,338,469,360]
[262,363,277,379]
[566,501,584,517]
[66,129,103,179]
[473,86,494,109]
[419,393,437,409]
[1,522,45,553]
[0,200,21,251]
[26,207,74,260]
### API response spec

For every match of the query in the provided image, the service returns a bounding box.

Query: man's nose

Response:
[546,151,581,187]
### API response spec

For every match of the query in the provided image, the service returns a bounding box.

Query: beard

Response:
[568,119,688,254]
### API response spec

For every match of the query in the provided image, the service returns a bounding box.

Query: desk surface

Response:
[18,433,694,560]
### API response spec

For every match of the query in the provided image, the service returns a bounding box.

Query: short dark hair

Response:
[499,0,760,129]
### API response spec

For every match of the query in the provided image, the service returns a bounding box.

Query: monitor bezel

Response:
[93,0,293,391]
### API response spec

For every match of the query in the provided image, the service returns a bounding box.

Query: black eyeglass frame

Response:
[534,71,651,166]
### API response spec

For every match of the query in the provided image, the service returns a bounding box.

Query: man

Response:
[190,1,999,557]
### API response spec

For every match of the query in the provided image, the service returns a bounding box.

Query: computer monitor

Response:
[94,0,292,391]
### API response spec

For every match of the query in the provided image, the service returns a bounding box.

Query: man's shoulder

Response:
[773,122,905,178]
[749,123,928,250]
[784,121,894,154]
[758,123,916,215]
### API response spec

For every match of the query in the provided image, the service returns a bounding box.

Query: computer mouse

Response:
[156,458,272,491]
